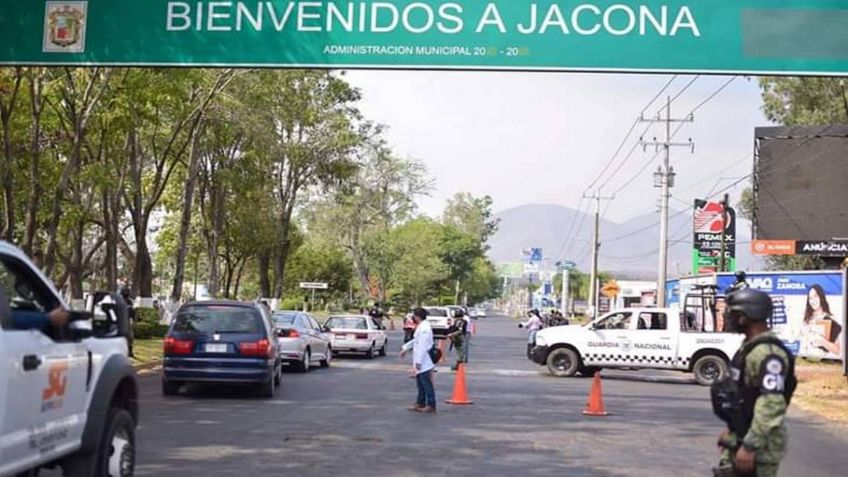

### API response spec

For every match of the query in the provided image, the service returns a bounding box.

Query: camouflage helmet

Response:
[726,287,773,321]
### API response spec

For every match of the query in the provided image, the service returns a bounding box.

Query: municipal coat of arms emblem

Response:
[43,2,88,53]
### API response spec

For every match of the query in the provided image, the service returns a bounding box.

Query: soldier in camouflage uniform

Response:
[713,287,796,477]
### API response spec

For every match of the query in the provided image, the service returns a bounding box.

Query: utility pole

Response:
[719,193,730,272]
[640,97,694,307]
[583,191,613,318]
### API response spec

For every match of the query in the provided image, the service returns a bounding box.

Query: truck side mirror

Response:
[88,291,131,341]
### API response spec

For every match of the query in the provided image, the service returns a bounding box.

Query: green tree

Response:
[304,131,431,300]
[247,71,362,298]
[387,218,447,306]
[442,192,499,250]
[283,240,352,302]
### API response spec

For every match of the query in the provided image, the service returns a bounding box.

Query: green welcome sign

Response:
[2,0,848,74]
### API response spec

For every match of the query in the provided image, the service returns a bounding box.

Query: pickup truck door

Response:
[628,311,679,368]
[0,256,88,474]
[584,311,634,366]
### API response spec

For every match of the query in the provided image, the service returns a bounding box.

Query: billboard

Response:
[692,199,735,275]
[5,1,848,75]
[753,126,848,242]
[497,262,524,278]
[716,271,845,362]
[522,247,543,264]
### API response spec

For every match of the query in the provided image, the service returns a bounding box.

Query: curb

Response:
[132,360,162,371]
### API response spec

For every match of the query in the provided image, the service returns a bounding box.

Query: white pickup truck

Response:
[528,307,744,385]
[0,241,138,476]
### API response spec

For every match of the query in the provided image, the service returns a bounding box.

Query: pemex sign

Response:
[3,1,848,74]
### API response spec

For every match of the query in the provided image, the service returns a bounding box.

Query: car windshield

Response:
[426,308,448,317]
[273,313,298,326]
[326,317,368,329]
[173,305,262,334]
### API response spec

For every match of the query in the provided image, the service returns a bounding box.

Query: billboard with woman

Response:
[716,271,844,362]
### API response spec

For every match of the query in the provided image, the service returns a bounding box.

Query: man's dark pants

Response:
[416,370,436,408]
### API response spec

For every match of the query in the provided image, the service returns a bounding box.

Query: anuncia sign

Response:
[2,0,848,74]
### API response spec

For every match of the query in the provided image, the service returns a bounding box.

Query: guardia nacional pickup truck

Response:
[529,307,744,385]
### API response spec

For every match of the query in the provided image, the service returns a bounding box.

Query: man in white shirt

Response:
[400,308,436,413]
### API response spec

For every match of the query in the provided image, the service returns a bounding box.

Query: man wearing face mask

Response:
[711,282,796,477]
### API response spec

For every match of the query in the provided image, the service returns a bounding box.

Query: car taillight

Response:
[355,333,368,340]
[240,339,273,357]
[164,337,194,355]
[279,329,299,338]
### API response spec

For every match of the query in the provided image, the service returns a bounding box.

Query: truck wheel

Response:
[693,355,728,386]
[64,408,135,477]
[579,366,600,377]
[546,348,579,377]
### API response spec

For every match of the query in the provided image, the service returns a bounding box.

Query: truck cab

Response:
[0,241,138,476]
[529,306,744,385]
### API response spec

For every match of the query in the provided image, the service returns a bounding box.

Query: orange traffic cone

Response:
[471,322,477,335]
[446,363,473,405]
[582,371,609,416]
[390,319,395,330]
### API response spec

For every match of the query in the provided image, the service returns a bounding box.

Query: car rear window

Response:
[173,305,262,334]
[326,317,368,329]
[274,313,297,326]
[426,308,447,317]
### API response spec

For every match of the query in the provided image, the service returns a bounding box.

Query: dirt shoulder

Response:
[793,360,848,426]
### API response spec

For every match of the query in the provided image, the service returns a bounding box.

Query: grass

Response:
[794,359,848,425]
[131,338,163,367]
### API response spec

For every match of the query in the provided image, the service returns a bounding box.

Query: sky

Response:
[342,71,771,224]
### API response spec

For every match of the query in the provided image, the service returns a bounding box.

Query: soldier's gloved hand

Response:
[734,447,755,473]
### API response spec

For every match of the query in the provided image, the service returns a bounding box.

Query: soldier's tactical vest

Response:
[711,336,797,437]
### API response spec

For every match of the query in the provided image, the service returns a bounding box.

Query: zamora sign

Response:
[2,0,848,74]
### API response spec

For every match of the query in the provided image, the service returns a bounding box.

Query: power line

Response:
[668,75,700,105]
[559,75,682,262]
[642,75,678,115]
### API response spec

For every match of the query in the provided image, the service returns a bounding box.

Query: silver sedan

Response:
[273,311,332,372]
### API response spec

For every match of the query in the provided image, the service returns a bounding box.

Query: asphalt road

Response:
[128,314,847,476]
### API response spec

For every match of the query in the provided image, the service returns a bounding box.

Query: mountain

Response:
[487,203,760,279]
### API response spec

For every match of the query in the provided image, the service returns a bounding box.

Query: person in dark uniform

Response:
[119,285,136,357]
[369,302,386,328]
[446,309,469,371]
[712,287,796,477]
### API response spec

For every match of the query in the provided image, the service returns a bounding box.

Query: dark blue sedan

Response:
[162,301,282,397]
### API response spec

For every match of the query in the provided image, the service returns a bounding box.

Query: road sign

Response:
[4,1,848,75]
[299,282,328,290]
[557,260,577,270]
[600,280,621,299]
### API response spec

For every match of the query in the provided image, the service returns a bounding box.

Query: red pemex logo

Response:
[694,201,730,233]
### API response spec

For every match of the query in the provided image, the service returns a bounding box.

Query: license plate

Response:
[335,334,347,340]
[205,343,227,353]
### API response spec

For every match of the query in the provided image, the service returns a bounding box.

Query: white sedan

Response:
[323,315,388,358]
